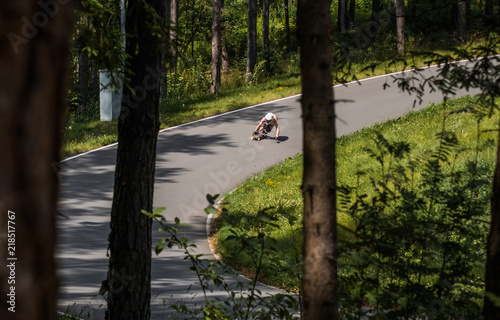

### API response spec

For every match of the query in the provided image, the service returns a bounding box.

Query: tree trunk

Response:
[263,0,269,51]
[222,44,230,71]
[211,0,222,94]
[298,0,339,319]
[170,0,178,73]
[245,0,257,83]
[78,52,89,115]
[370,0,381,40]
[457,0,466,42]
[348,0,356,29]
[221,0,229,72]
[485,0,494,16]
[483,118,500,319]
[90,56,99,103]
[0,0,73,319]
[105,0,162,318]
[161,0,171,98]
[395,0,405,55]
[190,0,195,58]
[285,0,291,53]
[338,0,347,33]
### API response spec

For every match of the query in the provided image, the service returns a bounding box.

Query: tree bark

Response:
[370,0,381,40]
[0,1,73,319]
[348,0,356,29]
[190,0,195,58]
[221,0,229,72]
[245,0,257,83]
[457,0,466,42]
[263,0,269,51]
[485,0,494,16]
[395,0,405,55]
[211,0,222,94]
[78,52,90,114]
[170,0,178,73]
[483,118,500,319]
[338,0,347,33]
[285,0,291,53]
[222,44,230,71]
[105,0,163,318]
[298,0,339,319]
[90,56,99,103]
[161,0,171,98]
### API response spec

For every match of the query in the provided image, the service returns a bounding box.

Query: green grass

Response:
[214,95,498,292]
[62,39,492,159]
[62,73,302,159]
[59,57,423,159]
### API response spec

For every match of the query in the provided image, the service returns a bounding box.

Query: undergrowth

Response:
[214,95,498,318]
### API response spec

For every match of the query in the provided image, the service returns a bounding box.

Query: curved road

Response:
[57,65,477,319]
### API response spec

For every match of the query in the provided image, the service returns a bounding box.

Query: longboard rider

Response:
[253,112,280,141]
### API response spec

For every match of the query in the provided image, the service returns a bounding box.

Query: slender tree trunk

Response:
[170,0,178,73]
[105,0,163,318]
[221,0,229,72]
[348,0,356,29]
[191,0,195,58]
[483,118,500,319]
[285,0,291,53]
[77,13,90,115]
[485,0,494,15]
[211,0,222,94]
[338,0,347,33]
[457,0,467,42]
[395,0,405,55]
[78,52,89,115]
[0,1,73,319]
[298,0,339,319]
[370,0,381,40]
[246,0,257,83]
[161,0,171,98]
[90,56,99,102]
[263,0,269,51]
[222,44,230,71]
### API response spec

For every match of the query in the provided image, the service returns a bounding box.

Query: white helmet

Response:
[265,113,274,121]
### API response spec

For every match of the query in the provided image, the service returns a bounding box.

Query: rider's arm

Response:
[254,118,264,132]
[274,116,280,138]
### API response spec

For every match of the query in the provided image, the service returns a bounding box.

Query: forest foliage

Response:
[70,0,500,118]
[65,0,500,318]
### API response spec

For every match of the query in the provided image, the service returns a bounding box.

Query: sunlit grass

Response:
[62,38,498,159]
[62,119,118,158]
[215,95,499,291]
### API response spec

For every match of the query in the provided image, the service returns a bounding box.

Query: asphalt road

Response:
[56,64,478,319]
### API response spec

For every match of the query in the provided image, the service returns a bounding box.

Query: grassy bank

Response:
[62,46,475,159]
[213,95,498,302]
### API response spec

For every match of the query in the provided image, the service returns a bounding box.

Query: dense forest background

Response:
[70,0,499,120]
[1,1,499,319]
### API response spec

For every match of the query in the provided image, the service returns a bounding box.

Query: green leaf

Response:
[204,205,218,215]
[206,193,220,205]
[153,207,166,216]
[155,243,165,255]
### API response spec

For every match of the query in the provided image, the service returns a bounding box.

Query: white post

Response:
[99,0,126,121]
[99,70,122,121]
